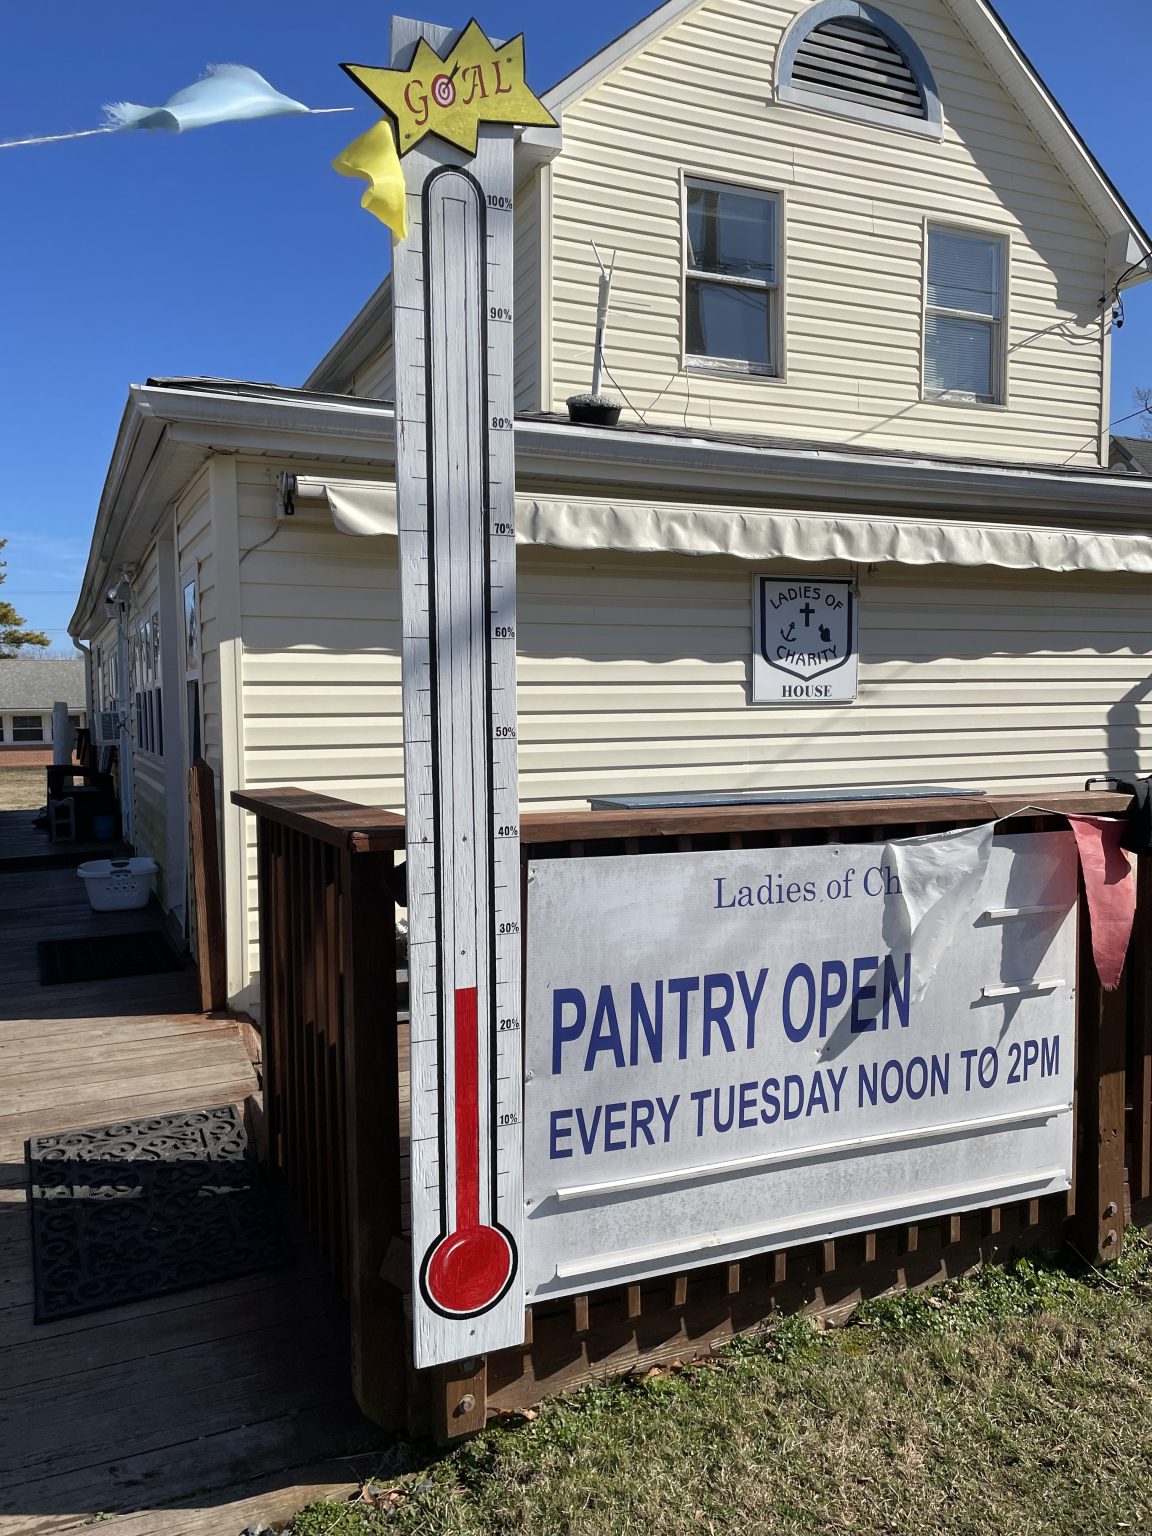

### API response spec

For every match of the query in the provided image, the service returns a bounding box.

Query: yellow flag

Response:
[332,118,407,240]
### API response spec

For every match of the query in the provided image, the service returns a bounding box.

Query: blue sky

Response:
[1,0,1149,647]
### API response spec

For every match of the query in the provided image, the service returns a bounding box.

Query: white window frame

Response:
[681,174,785,380]
[182,572,203,766]
[131,610,164,758]
[921,220,1010,408]
[12,714,45,743]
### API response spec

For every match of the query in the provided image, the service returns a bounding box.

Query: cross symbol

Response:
[799,602,815,626]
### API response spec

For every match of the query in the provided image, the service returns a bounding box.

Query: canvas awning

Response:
[290,475,1152,576]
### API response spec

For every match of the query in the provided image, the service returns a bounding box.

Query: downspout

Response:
[72,637,93,734]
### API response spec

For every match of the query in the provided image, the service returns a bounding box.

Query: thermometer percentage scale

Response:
[392,111,525,1366]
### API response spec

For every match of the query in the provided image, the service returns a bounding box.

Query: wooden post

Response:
[1128,863,1152,1208]
[432,1357,488,1443]
[342,846,407,1427]
[188,759,227,1013]
[1074,886,1128,1263]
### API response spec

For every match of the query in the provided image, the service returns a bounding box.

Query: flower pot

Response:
[566,398,622,427]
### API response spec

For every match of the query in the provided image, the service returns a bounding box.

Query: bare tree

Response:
[1135,387,1152,437]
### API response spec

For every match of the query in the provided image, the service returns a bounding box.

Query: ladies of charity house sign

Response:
[753,576,859,703]
[341,18,555,1370]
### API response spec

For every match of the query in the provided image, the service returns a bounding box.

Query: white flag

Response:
[104,65,312,133]
[882,822,996,1003]
[1,65,350,150]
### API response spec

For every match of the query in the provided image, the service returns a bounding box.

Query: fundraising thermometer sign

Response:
[353,21,555,1367]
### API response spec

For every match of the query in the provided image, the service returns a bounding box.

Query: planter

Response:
[566,395,622,427]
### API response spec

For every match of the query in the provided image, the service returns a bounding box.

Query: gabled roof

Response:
[0,658,84,711]
[306,275,391,394]
[1110,435,1152,477]
[543,0,1151,263]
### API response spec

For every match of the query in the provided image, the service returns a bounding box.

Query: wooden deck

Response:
[0,811,380,1535]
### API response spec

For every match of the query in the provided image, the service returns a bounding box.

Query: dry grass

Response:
[0,768,46,811]
[289,1243,1152,1536]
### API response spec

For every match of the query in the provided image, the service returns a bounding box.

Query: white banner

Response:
[523,833,1077,1300]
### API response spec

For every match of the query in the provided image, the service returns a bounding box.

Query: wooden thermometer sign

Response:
[344,19,555,1367]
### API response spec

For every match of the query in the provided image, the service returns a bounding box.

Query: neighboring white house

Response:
[70,0,1152,1013]
[0,658,86,768]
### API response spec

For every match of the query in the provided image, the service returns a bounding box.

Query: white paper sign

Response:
[753,575,858,703]
[523,833,1076,1300]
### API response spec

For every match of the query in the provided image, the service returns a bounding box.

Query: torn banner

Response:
[883,813,1137,998]
[882,822,997,1004]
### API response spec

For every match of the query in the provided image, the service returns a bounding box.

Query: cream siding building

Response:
[71,0,1152,1014]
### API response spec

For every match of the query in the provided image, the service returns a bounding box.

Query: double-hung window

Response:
[12,715,44,743]
[131,612,163,756]
[685,180,780,375]
[924,226,1006,404]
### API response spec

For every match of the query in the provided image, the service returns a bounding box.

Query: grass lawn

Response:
[0,767,46,810]
[288,1239,1152,1536]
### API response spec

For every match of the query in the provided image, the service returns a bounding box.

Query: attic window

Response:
[777,1,942,138]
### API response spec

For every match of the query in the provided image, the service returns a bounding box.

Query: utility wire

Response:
[1062,403,1152,466]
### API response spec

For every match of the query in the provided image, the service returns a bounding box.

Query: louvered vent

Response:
[791,18,927,118]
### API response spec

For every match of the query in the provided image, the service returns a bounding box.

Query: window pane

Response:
[686,278,773,367]
[925,312,995,400]
[13,715,43,742]
[184,581,198,670]
[928,229,1001,316]
[687,186,776,283]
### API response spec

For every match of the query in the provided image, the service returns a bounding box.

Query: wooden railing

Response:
[239,789,406,1427]
[234,785,1152,1441]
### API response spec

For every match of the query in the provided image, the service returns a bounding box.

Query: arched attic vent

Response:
[777,1,943,138]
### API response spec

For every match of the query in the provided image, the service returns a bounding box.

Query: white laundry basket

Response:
[77,857,158,912]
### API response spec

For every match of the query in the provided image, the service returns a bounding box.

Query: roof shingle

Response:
[0,658,85,711]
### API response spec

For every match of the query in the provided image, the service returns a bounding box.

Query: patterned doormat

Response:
[37,930,185,986]
[27,1105,293,1322]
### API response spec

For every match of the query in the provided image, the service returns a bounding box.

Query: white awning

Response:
[291,475,1152,576]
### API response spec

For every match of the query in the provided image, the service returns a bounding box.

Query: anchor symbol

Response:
[781,621,796,642]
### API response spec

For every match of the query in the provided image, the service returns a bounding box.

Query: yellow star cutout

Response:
[341,19,557,158]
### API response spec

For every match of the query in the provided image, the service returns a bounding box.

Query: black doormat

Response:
[37,929,185,987]
[27,1105,293,1322]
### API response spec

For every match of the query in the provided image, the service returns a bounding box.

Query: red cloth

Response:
[1066,815,1137,992]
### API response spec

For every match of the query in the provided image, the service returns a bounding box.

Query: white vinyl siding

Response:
[230,487,1152,990]
[547,0,1109,465]
[684,178,780,374]
[514,548,1152,805]
[924,225,1005,403]
[233,510,1152,814]
[514,169,545,410]
[353,336,394,399]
